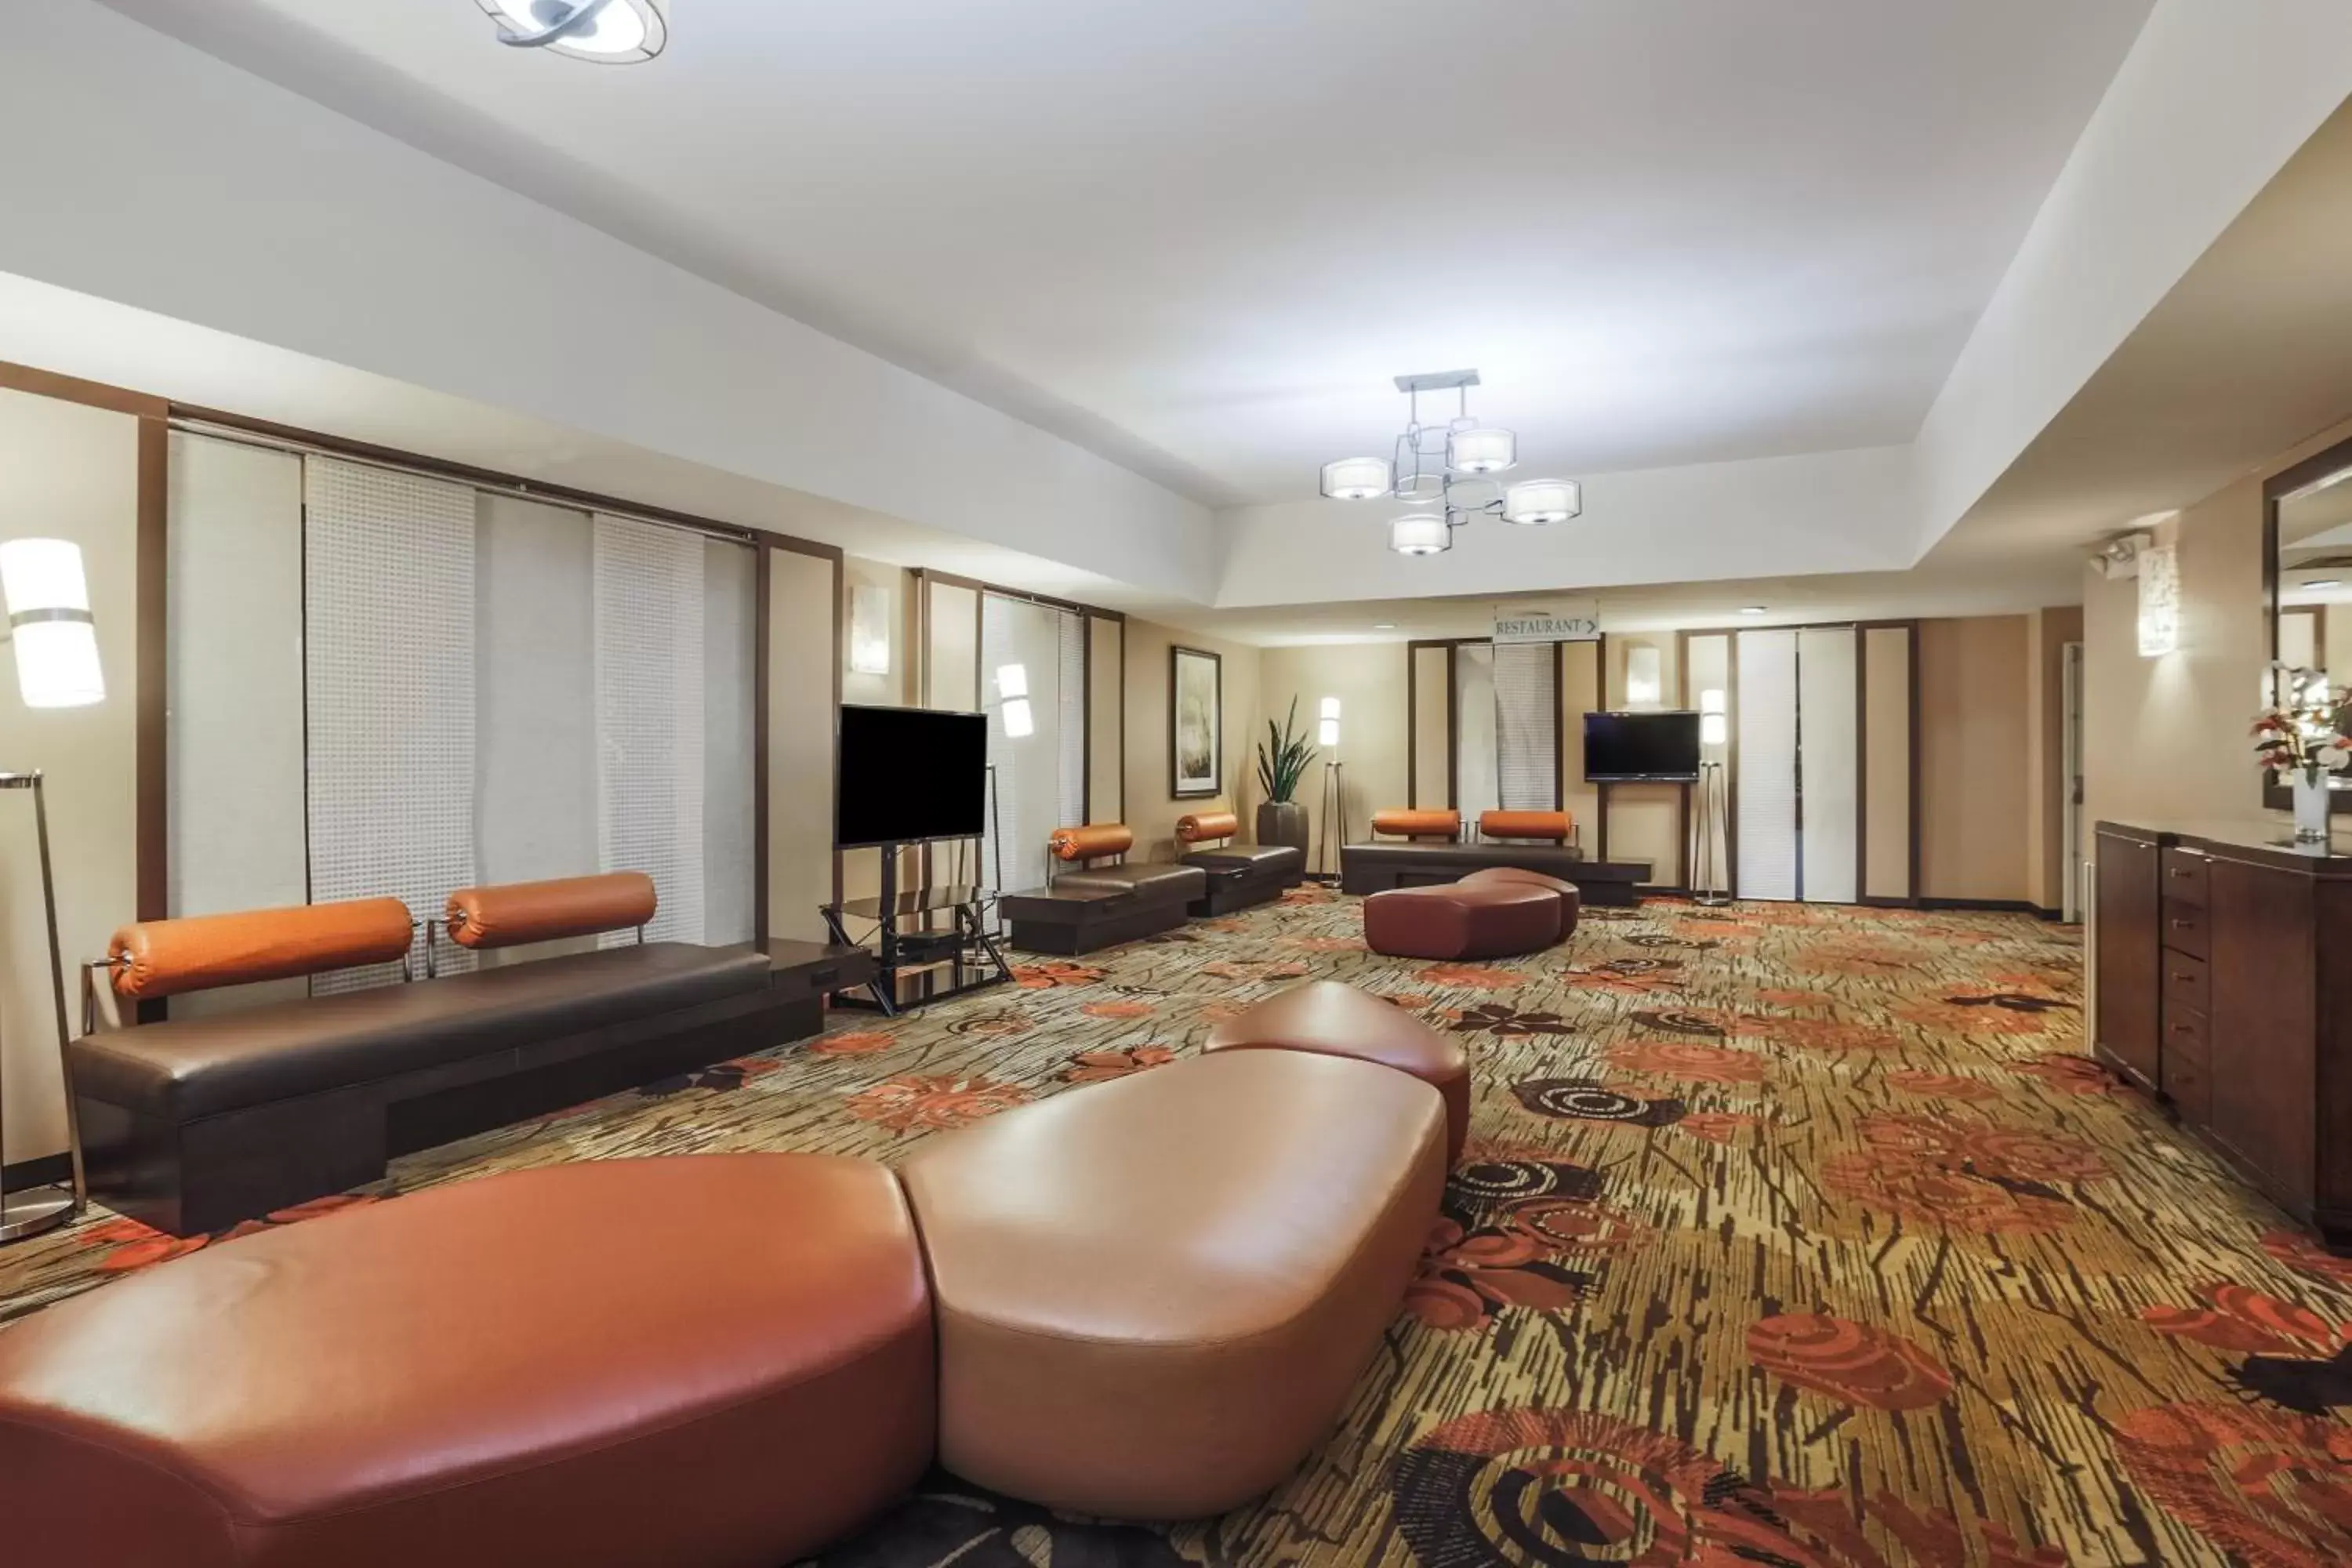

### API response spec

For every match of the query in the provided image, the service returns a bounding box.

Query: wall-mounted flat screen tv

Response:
[1584,710,1702,782]
[836,705,989,848]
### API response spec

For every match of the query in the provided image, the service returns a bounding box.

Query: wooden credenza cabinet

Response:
[2095,820,2348,1241]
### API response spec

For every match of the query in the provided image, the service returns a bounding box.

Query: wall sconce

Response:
[1319,696,1341,749]
[996,663,1033,738]
[847,583,891,676]
[2138,542,2180,657]
[0,539,104,708]
[1699,688,1727,747]
[1626,643,1662,708]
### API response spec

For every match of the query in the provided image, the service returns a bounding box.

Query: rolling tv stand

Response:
[820,850,1009,1016]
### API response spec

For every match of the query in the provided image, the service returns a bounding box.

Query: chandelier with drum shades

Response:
[1319,371,1582,557]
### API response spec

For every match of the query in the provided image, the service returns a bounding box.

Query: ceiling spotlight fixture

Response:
[1319,370,1582,557]
[2307,579,2344,590]
[1373,622,1397,630]
[1739,606,1769,616]
[477,0,669,62]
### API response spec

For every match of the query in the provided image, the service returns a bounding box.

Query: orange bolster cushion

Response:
[1175,810,1240,844]
[1371,808,1462,840]
[110,898,416,1000]
[1480,810,1573,842]
[1050,824,1134,861]
[446,873,657,951]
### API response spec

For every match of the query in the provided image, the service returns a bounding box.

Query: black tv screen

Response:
[836,705,989,848]
[1584,710,1701,782]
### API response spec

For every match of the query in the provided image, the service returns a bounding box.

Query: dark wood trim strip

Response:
[830,555,844,909]
[0,360,166,420]
[1595,632,1610,866]
[1445,642,1460,810]
[136,416,169,924]
[753,546,773,946]
[911,564,1124,623]
[1405,643,1419,807]
[1552,639,1566,813]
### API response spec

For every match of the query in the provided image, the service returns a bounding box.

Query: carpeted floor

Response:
[6,891,2352,1566]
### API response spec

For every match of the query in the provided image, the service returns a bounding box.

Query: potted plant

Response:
[2253,664,2351,843]
[1255,697,1316,852]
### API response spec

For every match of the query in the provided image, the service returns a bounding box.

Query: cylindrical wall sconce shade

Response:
[1502,478,1582,525]
[0,539,103,710]
[1446,428,1517,475]
[1320,457,1393,501]
[1319,697,1341,720]
[1389,514,1451,556]
[1318,718,1340,748]
[1699,686,1727,746]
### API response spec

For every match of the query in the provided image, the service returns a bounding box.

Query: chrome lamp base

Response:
[0,1185,75,1243]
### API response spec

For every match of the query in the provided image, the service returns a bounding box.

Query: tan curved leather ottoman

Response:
[1204,979,1471,1163]
[898,1051,1446,1519]
[1460,866,1583,941]
[0,1156,934,1568]
[1363,877,1563,960]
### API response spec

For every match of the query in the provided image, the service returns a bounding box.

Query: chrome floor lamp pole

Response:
[1690,759,1731,908]
[0,770,85,1243]
[1314,759,1347,880]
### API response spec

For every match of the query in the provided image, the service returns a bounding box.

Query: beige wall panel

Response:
[1121,618,1259,863]
[1088,615,1123,825]
[1259,643,1409,865]
[1918,615,2030,904]
[768,549,835,942]
[1862,626,1915,901]
[0,390,139,1159]
[924,579,979,710]
[837,556,913,905]
[1684,634,1731,891]
[1411,646,1450,808]
[1602,633,1684,883]
[1559,641,1602,846]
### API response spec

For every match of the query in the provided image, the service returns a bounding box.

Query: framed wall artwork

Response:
[1170,644,1221,800]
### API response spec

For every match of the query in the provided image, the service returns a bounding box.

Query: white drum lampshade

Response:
[1700,688,1727,746]
[0,539,103,709]
[1389,514,1451,557]
[1320,457,1393,501]
[478,0,670,62]
[1446,428,1517,476]
[1503,479,1582,525]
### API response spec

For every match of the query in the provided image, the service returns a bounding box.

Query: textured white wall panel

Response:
[594,515,706,944]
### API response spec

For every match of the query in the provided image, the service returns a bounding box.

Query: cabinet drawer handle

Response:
[2169,918,2195,929]
[2170,1022,2198,1035]
[2170,971,2197,984]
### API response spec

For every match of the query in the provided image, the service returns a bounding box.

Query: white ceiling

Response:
[98,0,2153,506]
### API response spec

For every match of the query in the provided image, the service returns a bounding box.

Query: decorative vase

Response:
[1258,800,1308,853]
[2294,770,2333,844]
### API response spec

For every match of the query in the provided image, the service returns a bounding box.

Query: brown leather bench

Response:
[1341,807,1649,906]
[999,824,1206,954]
[73,875,815,1235]
[898,1050,1445,1518]
[1206,979,1471,1162]
[1363,866,1576,960]
[1175,808,1305,915]
[0,1156,932,1567]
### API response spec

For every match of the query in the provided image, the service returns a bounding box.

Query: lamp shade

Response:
[1700,688,1726,715]
[1503,478,1581,525]
[1446,427,1517,476]
[1002,698,1035,739]
[0,539,103,709]
[1700,713,1728,746]
[1319,718,1340,748]
[478,0,670,62]
[1389,514,1450,557]
[996,663,1029,700]
[1319,457,1392,501]
[1319,696,1341,720]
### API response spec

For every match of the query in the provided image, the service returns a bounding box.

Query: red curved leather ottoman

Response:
[1205,978,1471,1163]
[0,1156,933,1568]
[1460,866,1582,940]
[1364,877,1563,960]
[898,1050,1445,1519]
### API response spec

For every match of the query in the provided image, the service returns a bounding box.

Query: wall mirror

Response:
[2265,431,2352,811]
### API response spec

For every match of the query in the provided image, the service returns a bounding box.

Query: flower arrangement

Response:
[2253,664,2352,786]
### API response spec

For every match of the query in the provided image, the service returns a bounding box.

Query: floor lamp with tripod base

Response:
[1689,688,1731,908]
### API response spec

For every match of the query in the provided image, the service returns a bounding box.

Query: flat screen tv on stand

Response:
[822,706,1008,1014]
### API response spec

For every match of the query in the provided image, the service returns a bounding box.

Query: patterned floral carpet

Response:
[5,891,2351,1566]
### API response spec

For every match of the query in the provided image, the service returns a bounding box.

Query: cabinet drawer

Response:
[2160,847,2210,906]
[2161,898,2210,960]
[2163,1003,2210,1061]
[2163,1016,2212,1125]
[2161,951,2209,1019]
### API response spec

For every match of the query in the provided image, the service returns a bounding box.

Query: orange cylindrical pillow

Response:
[1371,808,1461,840]
[1050,824,1134,861]
[1480,810,1573,842]
[110,898,416,1000]
[446,873,657,951]
[1175,810,1240,844]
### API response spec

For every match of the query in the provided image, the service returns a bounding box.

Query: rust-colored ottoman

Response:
[898,1050,1445,1519]
[1364,877,1563,960]
[0,1156,935,1568]
[1460,866,1582,941]
[1206,979,1472,1163]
